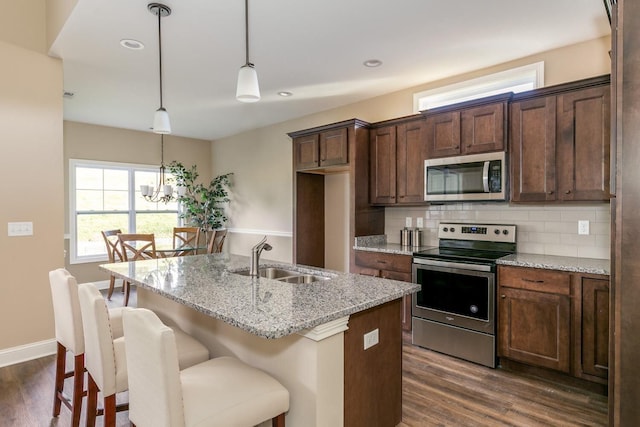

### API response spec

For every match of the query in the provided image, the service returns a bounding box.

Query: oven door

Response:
[412,258,495,334]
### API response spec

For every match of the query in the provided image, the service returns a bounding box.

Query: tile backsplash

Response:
[385,202,611,259]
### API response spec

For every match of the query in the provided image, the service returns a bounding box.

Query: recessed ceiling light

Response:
[278,91,293,97]
[363,59,382,68]
[120,39,145,50]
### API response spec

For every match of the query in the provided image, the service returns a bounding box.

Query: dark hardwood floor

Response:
[1,286,606,426]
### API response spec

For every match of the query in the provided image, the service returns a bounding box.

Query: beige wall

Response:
[0,37,63,350]
[0,1,46,54]
[63,121,212,284]
[213,36,612,263]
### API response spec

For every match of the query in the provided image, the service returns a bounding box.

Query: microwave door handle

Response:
[482,161,490,192]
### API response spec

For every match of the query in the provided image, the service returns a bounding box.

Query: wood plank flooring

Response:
[1,285,607,426]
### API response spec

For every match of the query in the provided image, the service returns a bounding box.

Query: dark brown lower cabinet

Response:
[498,266,609,385]
[353,251,413,331]
[498,286,571,372]
[576,276,609,383]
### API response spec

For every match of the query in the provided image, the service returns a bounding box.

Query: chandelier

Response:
[140,134,177,203]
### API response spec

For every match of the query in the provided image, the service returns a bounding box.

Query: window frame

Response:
[69,159,180,264]
[413,62,544,113]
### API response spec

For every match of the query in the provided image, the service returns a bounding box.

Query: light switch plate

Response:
[416,217,424,228]
[8,221,33,236]
[578,220,590,235]
[405,217,412,228]
[364,329,379,350]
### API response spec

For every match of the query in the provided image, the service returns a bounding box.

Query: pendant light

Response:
[236,0,260,102]
[149,3,172,133]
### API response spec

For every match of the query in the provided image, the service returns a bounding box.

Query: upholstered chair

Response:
[48,268,125,427]
[77,283,210,427]
[123,308,289,427]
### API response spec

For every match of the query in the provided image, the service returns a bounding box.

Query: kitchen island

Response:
[101,253,419,427]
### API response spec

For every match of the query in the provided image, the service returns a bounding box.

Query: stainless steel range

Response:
[411,222,516,368]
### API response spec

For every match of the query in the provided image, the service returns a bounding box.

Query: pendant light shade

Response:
[236,0,260,103]
[149,3,172,133]
[236,64,260,102]
[153,107,171,134]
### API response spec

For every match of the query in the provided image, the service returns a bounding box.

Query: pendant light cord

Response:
[244,0,250,66]
[158,8,164,108]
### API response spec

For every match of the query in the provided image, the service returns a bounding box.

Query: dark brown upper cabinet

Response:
[369,116,428,205]
[423,94,511,159]
[293,127,348,171]
[510,75,610,202]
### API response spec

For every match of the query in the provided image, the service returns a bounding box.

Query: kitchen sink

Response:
[232,267,330,283]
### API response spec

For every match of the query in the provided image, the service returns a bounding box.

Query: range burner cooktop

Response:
[413,222,517,263]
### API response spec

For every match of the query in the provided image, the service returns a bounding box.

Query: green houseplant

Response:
[167,161,233,242]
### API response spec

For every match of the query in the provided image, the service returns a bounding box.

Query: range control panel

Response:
[438,223,516,243]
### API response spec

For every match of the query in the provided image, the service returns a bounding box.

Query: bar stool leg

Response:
[52,342,66,417]
[86,374,99,427]
[70,353,84,427]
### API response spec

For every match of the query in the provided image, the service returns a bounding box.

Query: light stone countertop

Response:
[100,253,419,339]
[496,253,610,276]
[353,234,434,256]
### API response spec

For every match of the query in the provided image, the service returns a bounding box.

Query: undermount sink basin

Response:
[233,267,330,283]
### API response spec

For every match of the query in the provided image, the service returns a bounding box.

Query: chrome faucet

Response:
[250,236,272,277]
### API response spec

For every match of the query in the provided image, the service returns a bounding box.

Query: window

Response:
[413,62,544,112]
[69,159,180,264]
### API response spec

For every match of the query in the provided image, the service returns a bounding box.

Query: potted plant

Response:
[168,161,233,245]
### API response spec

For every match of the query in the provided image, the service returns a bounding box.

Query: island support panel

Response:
[137,287,347,427]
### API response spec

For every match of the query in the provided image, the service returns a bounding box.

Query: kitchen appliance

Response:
[424,151,506,202]
[411,222,516,368]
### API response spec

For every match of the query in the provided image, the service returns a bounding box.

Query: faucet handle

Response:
[252,235,268,251]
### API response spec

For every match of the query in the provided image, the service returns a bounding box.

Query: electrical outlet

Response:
[578,220,590,235]
[8,221,33,236]
[363,329,379,350]
[405,217,412,228]
[416,217,424,228]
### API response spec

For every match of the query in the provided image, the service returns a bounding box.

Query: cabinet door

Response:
[461,102,505,154]
[498,286,571,373]
[581,277,609,379]
[319,128,348,167]
[294,134,320,170]
[425,111,461,158]
[510,97,557,202]
[369,126,397,204]
[396,119,427,204]
[557,86,611,201]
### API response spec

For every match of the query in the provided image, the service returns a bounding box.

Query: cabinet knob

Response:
[501,295,506,299]
[565,190,571,194]
[547,191,554,195]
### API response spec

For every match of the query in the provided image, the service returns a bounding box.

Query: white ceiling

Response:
[50,0,611,141]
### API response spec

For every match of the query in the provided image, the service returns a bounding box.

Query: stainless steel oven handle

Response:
[412,257,492,272]
[482,160,490,192]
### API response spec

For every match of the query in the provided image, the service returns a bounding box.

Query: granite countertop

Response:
[100,254,419,339]
[353,234,434,255]
[496,253,610,276]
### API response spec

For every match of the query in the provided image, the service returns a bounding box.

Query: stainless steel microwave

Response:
[424,151,506,202]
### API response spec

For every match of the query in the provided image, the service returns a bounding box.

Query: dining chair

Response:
[48,268,125,427]
[207,229,227,254]
[118,233,157,306]
[101,229,124,300]
[78,283,210,427]
[123,308,289,427]
[172,226,200,256]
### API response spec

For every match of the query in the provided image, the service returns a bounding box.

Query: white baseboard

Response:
[0,339,57,368]
[0,280,110,369]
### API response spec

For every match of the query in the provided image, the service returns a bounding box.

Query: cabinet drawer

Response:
[355,251,412,274]
[380,269,412,282]
[498,266,570,295]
